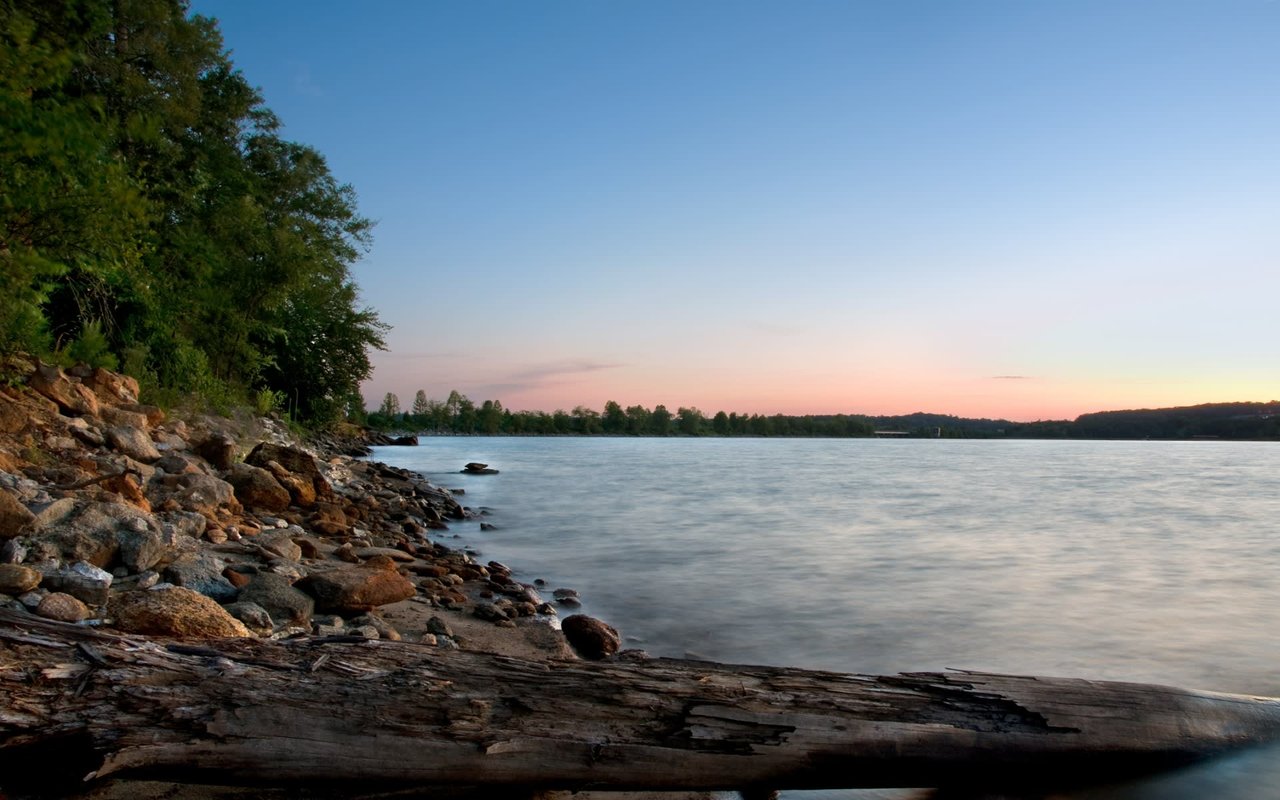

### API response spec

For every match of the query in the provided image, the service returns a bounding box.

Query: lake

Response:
[369,437,1280,800]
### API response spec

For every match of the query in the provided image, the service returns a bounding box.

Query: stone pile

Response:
[0,357,591,651]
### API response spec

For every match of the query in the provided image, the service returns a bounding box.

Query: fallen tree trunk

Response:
[3,609,1280,797]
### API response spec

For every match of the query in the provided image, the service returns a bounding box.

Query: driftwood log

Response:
[3,609,1280,797]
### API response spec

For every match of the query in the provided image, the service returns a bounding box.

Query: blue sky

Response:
[191,0,1280,420]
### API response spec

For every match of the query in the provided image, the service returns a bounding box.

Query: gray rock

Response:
[2,539,28,564]
[426,615,454,637]
[116,528,170,573]
[194,433,237,471]
[30,500,157,568]
[164,552,237,603]
[159,510,208,539]
[223,600,273,634]
[105,425,161,463]
[237,572,314,627]
[18,590,45,609]
[348,613,402,641]
[38,561,114,606]
[257,530,302,562]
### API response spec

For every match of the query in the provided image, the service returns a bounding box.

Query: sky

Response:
[190,0,1280,422]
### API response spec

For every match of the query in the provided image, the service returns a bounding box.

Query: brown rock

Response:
[194,433,237,471]
[29,361,99,417]
[110,587,251,638]
[83,367,140,405]
[99,406,151,431]
[103,472,150,512]
[298,564,417,613]
[561,614,621,660]
[119,402,164,427]
[245,442,331,501]
[225,463,290,512]
[0,490,36,539]
[36,592,91,622]
[0,563,41,594]
[263,460,317,508]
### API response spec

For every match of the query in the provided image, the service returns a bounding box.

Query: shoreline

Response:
[1,360,703,798]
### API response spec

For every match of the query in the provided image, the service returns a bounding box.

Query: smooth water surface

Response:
[371,438,1280,799]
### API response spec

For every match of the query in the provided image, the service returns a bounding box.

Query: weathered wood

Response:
[3,608,1280,796]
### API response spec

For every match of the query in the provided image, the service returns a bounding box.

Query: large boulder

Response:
[297,561,416,614]
[151,472,242,517]
[26,501,155,568]
[225,463,290,512]
[0,490,35,540]
[246,443,331,502]
[561,614,621,660]
[236,572,314,627]
[110,587,251,639]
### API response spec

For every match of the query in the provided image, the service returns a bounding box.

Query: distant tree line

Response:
[365,393,1280,441]
[2,0,386,424]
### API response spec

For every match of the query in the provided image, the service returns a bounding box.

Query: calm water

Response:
[370,438,1280,799]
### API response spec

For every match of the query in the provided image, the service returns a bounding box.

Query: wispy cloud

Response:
[508,360,623,382]
[991,375,1035,380]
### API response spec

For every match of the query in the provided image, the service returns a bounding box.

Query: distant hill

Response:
[864,402,1280,440]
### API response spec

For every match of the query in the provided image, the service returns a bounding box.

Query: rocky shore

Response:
[0,357,655,798]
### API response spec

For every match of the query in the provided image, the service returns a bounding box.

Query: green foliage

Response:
[1,0,386,426]
[61,319,118,370]
[254,388,285,417]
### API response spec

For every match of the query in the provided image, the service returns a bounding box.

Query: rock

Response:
[0,564,41,595]
[236,572,314,627]
[262,462,316,508]
[0,490,35,539]
[82,367,140,405]
[3,539,29,564]
[256,530,303,562]
[245,443,331,502]
[66,417,105,447]
[426,616,454,637]
[348,613,401,641]
[194,433,237,471]
[99,406,151,431]
[154,453,204,475]
[164,552,237,602]
[389,435,418,446]
[159,510,208,540]
[105,425,161,463]
[561,614,621,660]
[115,527,171,573]
[480,522,498,531]
[225,463,290,512]
[103,471,150,511]
[109,587,251,639]
[18,590,44,609]
[473,602,508,623]
[30,500,157,568]
[29,361,99,417]
[222,600,274,635]
[462,462,499,475]
[297,563,416,614]
[155,472,242,517]
[38,561,114,606]
[36,592,91,622]
[353,546,415,562]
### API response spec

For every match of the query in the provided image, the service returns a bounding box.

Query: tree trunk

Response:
[3,608,1280,797]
